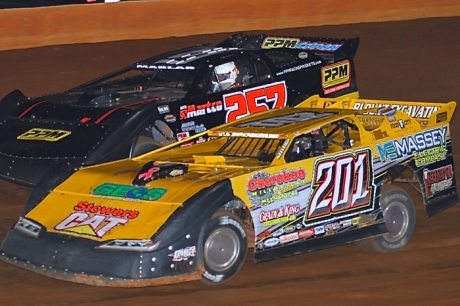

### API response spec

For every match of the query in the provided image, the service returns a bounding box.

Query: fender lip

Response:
[0,225,205,287]
[0,251,203,287]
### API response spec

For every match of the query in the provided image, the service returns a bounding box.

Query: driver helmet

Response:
[214,62,239,90]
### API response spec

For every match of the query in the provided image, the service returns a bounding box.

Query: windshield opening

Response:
[216,137,286,163]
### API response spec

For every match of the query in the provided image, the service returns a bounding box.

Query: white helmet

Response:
[214,62,238,90]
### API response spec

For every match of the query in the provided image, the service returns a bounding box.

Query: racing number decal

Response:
[306,149,375,221]
[223,81,287,122]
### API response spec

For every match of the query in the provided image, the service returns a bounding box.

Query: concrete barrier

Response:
[1,0,459,51]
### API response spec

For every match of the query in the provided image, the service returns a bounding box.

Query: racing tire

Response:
[355,185,416,253]
[201,211,248,284]
[131,136,162,157]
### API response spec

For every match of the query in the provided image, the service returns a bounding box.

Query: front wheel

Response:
[201,211,247,284]
[355,185,416,253]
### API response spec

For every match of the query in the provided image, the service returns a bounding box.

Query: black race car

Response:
[0,33,359,186]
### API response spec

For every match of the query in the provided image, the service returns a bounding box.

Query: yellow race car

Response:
[1,95,457,287]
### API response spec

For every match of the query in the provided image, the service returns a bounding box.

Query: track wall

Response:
[1,0,459,50]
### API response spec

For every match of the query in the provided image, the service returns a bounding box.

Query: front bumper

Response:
[0,227,204,287]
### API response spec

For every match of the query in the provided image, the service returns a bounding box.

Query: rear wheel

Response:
[131,136,162,157]
[355,185,416,253]
[201,211,247,284]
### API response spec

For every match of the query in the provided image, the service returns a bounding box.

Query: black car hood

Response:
[0,89,183,159]
[15,89,183,123]
[0,118,110,159]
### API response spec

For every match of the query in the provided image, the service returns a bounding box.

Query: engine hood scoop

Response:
[132,162,188,186]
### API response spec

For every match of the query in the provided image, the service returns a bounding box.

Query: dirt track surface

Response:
[0,17,460,306]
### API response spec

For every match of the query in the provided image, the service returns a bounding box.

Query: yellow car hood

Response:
[25,157,261,242]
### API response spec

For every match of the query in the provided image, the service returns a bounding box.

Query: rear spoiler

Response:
[217,33,359,62]
[296,95,457,125]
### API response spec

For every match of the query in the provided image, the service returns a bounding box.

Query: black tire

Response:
[355,185,416,253]
[201,211,248,284]
[131,136,162,157]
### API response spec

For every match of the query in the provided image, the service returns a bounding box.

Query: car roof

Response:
[210,107,358,138]
[135,46,242,69]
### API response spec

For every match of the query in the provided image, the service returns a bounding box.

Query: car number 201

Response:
[307,149,375,220]
[223,81,287,122]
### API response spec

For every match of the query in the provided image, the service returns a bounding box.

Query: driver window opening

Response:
[286,119,361,162]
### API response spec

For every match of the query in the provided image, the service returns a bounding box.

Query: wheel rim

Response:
[382,201,409,242]
[204,227,240,272]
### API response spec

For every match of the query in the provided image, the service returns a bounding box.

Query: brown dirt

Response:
[0,17,460,306]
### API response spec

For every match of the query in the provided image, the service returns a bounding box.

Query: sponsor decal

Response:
[169,246,196,262]
[436,112,448,123]
[414,146,447,167]
[296,41,342,52]
[137,166,160,181]
[339,219,352,228]
[314,225,325,235]
[272,228,284,237]
[17,128,71,142]
[157,105,170,114]
[169,169,184,177]
[213,131,282,139]
[263,237,280,247]
[259,204,300,227]
[261,37,342,52]
[177,131,190,141]
[223,81,287,122]
[321,60,351,95]
[262,37,301,49]
[298,52,308,59]
[352,217,360,226]
[180,101,223,120]
[194,124,206,133]
[247,168,307,207]
[275,60,322,76]
[276,139,291,159]
[423,165,453,198]
[325,222,340,231]
[377,126,448,165]
[54,201,140,238]
[298,228,314,239]
[279,232,299,243]
[284,224,297,233]
[196,136,206,143]
[354,214,377,227]
[181,121,195,132]
[378,107,397,120]
[257,231,272,239]
[180,141,195,147]
[304,148,375,225]
[14,217,41,238]
[353,102,439,119]
[389,119,411,129]
[135,64,195,70]
[164,114,176,123]
[92,183,166,202]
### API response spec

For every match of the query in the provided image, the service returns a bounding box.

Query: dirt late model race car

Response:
[0,33,359,186]
[0,95,457,287]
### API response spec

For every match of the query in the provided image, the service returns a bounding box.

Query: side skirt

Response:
[254,222,387,263]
